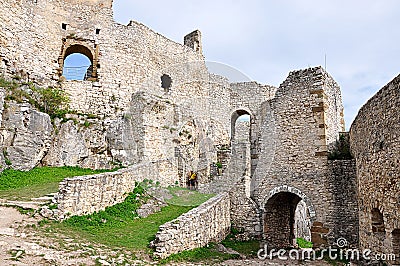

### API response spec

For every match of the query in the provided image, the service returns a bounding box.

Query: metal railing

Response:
[62,65,92,81]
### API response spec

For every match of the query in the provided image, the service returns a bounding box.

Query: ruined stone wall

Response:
[250,67,354,247]
[0,0,208,117]
[322,74,345,151]
[152,192,231,258]
[229,177,262,239]
[229,82,276,174]
[326,160,359,247]
[55,160,178,218]
[208,74,231,145]
[350,74,400,261]
[0,0,112,85]
[0,0,218,173]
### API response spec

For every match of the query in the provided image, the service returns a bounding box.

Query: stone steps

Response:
[1,201,42,210]
[0,193,56,211]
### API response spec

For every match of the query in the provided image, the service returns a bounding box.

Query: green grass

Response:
[0,166,115,200]
[296,237,313,248]
[159,243,240,265]
[166,186,215,206]
[159,231,260,264]
[41,185,193,251]
[222,236,260,257]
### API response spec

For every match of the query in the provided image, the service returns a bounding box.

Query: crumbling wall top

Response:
[62,0,113,8]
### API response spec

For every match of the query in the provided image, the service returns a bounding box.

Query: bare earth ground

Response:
[0,206,335,266]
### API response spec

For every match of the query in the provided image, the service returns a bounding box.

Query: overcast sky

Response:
[112,0,400,129]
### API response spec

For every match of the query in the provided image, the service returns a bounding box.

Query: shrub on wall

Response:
[0,77,70,120]
[328,133,353,160]
[30,86,70,119]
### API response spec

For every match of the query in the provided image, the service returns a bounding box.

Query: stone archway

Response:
[262,185,316,248]
[59,38,99,81]
[230,108,251,142]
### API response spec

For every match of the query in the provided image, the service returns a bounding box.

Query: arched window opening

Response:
[61,44,95,81]
[371,208,385,234]
[62,53,92,80]
[231,110,250,142]
[229,109,252,177]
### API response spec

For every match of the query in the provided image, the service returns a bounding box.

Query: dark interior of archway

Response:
[235,109,249,117]
[371,208,385,233]
[264,192,302,249]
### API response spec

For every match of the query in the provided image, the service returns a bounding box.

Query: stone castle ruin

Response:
[0,0,398,263]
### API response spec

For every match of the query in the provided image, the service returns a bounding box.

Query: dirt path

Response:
[0,206,98,266]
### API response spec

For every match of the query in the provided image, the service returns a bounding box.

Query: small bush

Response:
[83,121,91,128]
[1,77,71,120]
[328,133,353,160]
[2,149,12,166]
[31,86,70,119]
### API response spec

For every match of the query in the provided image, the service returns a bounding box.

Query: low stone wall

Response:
[152,192,231,258]
[55,159,177,219]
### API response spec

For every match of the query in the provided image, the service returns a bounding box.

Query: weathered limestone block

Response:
[1,103,53,170]
[43,120,89,167]
[106,117,141,166]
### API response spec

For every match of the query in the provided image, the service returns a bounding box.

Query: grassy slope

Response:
[41,185,198,252]
[0,166,113,200]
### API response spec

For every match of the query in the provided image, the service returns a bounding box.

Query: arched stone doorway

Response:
[262,186,316,248]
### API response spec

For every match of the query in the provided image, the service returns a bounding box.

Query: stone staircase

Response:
[199,141,250,194]
[0,193,56,211]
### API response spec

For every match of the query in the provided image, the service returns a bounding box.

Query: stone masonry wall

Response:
[326,160,359,247]
[250,67,354,247]
[350,74,400,263]
[229,177,262,239]
[55,159,178,218]
[152,192,231,258]
[0,0,207,117]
